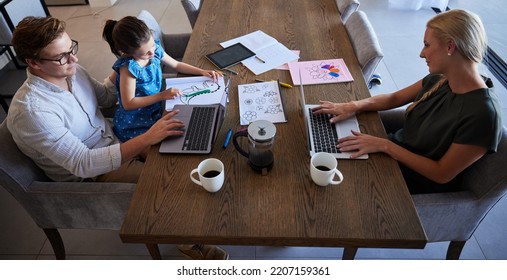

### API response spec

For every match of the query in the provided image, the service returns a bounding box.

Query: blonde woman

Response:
[312,9,503,194]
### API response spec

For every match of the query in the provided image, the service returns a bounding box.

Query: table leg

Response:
[342,247,358,260]
[446,241,466,260]
[146,243,162,260]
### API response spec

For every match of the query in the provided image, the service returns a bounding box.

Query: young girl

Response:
[103,16,221,142]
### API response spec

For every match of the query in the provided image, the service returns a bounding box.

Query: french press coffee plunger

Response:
[232,120,276,175]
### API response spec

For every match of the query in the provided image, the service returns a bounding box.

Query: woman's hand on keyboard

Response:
[312,101,357,123]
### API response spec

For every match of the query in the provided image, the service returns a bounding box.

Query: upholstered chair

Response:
[344,10,383,83]
[137,10,190,64]
[336,0,360,22]
[181,0,202,29]
[343,107,507,259]
[0,121,136,259]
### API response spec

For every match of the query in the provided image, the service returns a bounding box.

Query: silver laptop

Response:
[159,81,229,154]
[299,70,368,159]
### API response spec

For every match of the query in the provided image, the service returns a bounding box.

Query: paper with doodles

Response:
[165,76,227,111]
[238,81,287,125]
[288,58,354,85]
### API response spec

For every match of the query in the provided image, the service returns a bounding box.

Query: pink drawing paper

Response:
[288,58,354,85]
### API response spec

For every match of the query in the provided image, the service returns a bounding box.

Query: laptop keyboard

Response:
[183,106,216,151]
[308,108,340,153]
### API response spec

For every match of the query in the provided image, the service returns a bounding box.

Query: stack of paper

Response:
[221,30,299,75]
[288,58,354,85]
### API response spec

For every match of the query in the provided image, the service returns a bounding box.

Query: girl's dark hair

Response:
[102,16,152,57]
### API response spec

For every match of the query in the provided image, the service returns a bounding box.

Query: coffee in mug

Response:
[203,170,221,178]
[190,158,225,192]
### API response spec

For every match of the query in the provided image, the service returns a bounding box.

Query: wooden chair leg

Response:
[446,241,466,260]
[42,228,65,260]
[342,247,358,260]
[146,243,162,260]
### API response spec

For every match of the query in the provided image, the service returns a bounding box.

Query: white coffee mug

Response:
[190,158,225,192]
[310,152,344,186]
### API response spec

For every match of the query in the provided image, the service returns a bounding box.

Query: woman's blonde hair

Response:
[406,9,487,114]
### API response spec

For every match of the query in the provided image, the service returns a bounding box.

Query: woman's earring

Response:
[447,52,451,56]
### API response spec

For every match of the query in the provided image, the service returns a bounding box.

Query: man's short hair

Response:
[11,16,66,62]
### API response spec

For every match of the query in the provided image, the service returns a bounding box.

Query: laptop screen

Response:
[298,69,312,152]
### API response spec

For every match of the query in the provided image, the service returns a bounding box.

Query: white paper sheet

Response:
[276,50,301,70]
[221,30,276,51]
[238,81,287,125]
[221,30,299,75]
[164,76,227,111]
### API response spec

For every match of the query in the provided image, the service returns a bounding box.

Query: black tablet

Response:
[206,43,256,69]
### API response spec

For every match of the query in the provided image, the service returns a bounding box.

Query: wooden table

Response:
[120,0,427,259]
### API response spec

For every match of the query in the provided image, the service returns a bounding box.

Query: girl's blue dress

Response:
[112,40,164,142]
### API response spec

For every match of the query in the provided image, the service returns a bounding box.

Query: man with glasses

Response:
[6,16,229,260]
[38,39,78,65]
[6,16,185,184]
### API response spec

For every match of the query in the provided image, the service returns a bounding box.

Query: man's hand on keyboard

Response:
[144,109,185,145]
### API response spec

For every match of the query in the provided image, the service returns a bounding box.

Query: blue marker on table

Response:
[223,128,233,149]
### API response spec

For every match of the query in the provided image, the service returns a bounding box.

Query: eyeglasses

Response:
[39,40,79,65]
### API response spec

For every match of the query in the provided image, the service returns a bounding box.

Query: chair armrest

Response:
[412,190,485,242]
[28,181,135,193]
[162,33,191,61]
[412,190,476,205]
[100,104,118,118]
[378,109,405,134]
[23,181,136,230]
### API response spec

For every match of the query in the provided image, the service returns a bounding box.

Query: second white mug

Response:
[190,158,224,192]
[310,152,344,187]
